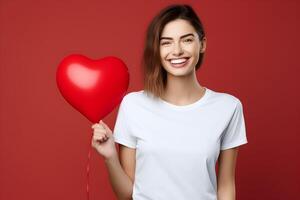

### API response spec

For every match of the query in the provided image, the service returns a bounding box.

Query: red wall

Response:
[1,0,299,199]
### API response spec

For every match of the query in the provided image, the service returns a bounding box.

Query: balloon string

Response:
[86,134,92,200]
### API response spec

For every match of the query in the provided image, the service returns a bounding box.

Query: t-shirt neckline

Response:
[157,87,211,111]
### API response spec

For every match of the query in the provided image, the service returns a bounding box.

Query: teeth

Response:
[170,58,188,64]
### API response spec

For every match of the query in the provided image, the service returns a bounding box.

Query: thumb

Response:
[100,120,112,134]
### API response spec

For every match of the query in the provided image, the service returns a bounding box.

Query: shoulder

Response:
[208,88,243,110]
[119,90,145,107]
[122,90,144,102]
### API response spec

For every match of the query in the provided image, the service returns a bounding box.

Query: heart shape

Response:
[56,54,129,123]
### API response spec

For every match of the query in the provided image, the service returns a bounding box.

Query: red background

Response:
[1,0,299,199]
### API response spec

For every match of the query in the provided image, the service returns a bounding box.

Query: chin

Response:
[165,66,194,77]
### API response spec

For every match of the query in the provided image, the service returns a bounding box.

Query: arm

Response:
[105,144,136,200]
[217,147,239,200]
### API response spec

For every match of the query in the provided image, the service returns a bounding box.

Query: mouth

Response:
[168,57,190,68]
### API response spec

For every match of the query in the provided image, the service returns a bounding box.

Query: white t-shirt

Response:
[113,87,248,200]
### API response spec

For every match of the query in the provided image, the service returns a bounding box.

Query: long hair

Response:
[141,4,206,99]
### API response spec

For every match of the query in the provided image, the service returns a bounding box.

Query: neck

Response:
[162,71,205,105]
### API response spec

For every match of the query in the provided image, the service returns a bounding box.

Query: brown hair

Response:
[141,4,206,99]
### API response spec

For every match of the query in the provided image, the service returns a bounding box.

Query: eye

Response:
[161,41,170,46]
[184,38,194,43]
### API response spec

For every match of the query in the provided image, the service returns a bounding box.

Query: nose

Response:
[172,42,184,56]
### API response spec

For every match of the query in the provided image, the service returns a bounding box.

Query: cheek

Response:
[194,42,202,54]
[160,47,168,58]
[186,44,200,55]
[159,50,167,65]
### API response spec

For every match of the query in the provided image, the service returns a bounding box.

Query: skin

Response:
[91,18,239,200]
[159,19,206,105]
[91,120,134,200]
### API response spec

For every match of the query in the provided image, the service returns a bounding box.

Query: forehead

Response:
[160,19,196,38]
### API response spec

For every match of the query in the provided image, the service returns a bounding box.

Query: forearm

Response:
[217,181,235,200]
[105,154,133,200]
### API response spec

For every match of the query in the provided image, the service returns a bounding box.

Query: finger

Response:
[91,123,97,129]
[94,125,106,131]
[93,134,106,141]
[97,136,107,143]
[91,123,102,129]
[94,129,106,135]
[100,137,107,142]
[100,120,110,131]
[99,122,107,129]
[93,132,107,138]
[103,135,109,140]
[99,120,106,128]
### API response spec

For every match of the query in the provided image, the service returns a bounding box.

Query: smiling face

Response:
[159,19,206,77]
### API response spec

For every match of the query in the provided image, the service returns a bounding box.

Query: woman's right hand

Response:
[91,120,117,160]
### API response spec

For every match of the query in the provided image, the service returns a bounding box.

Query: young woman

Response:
[91,4,248,200]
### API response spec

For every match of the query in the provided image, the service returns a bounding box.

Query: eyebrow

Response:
[159,33,195,41]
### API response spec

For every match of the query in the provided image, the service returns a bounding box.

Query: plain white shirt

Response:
[113,87,248,200]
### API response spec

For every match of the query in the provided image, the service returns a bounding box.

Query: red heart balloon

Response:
[56,54,129,123]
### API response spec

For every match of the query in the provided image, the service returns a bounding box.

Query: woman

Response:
[91,4,248,200]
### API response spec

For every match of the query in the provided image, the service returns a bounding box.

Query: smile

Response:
[168,57,190,68]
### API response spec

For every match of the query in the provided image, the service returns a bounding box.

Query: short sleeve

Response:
[113,96,137,149]
[220,99,248,150]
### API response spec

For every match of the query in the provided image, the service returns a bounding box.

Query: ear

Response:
[200,37,207,53]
